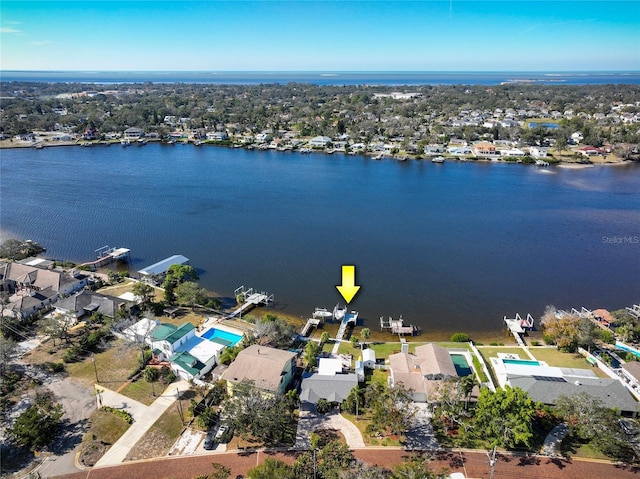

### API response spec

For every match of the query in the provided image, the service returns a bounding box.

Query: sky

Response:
[1,1,639,71]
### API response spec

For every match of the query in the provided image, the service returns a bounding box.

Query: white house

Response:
[122,317,158,344]
[206,131,229,141]
[123,127,144,139]
[529,146,548,158]
[361,348,376,368]
[309,136,332,148]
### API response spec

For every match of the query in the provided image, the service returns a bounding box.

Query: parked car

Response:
[215,425,229,441]
[203,430,215,450]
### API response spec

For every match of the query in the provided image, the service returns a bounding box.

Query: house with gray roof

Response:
[509,375,638,417]
[222,344,297,396]
[0,261,88,318]
[55,290,129,319]
[300,373,358,405]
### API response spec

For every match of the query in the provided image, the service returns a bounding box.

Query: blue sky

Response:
[1,1,639,71]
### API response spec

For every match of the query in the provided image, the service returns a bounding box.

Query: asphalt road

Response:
[50,448,640,479]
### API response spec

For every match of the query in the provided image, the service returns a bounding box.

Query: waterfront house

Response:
[121,317,158,344]
[309,136,332,148]
[123,127,144,139]
[529,146,548,158]
[222,344,297,396]
[0,262,88,318]
[472,141,501,159]
[388,343,458,403]
[206,131,229,141]
[300,372,358,406]
[149,322,222,381]
[55,290,129,320]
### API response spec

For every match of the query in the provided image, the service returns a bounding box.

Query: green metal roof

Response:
[165,323,195,344]
[150,323,177,341]
[169,351,205,376]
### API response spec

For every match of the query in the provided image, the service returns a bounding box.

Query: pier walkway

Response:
[227,286,273,318]
[331,311,358,355]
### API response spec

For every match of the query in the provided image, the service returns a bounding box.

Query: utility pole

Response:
[92,353,99,383]
[487,445,497,479]
[176,387,185,424]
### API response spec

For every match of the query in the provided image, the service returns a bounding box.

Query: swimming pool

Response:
[201,327,243,346]
[502,359,541,366]
[450,354,473,377]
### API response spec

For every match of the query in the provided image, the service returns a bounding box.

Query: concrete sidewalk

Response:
[94,380,190,467]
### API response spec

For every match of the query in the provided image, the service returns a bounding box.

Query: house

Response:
[472,141,501,159]
[300,356,358,405]
[388,343,458,403]
[206,131,229,141]
[0,262,88,318]
[83,127,97,140]
[529,146,548,158]
[55,290,129,320]
[309,136,332,148]
[300,372,358,405]
[150,322,222,381]
[361,348,376,369]
[123,127,144,139]
[222,344,297,396]
[509,376,638,417]
[578,146,605,157]
[121,317,158,344]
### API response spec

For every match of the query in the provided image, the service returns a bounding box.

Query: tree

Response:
[248,458,294,479]
[304,340,321,369]
[144,366,159,396]
[41,311,76,346]
[368,384,416,436]
[540,307,580,351]
[360,328,371,348]
[320,331,330,346]
[8,392,64,451]
[218,345,242,365]
[470,387,537,449]
[0,335,17,374]
[132,281,155,307]
[162,264,199,289]
[223,380,296,446]
[174,281,208,309]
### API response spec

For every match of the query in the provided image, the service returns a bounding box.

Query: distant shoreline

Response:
[0,139,633,166]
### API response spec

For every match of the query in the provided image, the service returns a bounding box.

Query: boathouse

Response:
[138,255,189,282]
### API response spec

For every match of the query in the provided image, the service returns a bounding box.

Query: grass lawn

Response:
[341,412,403,447]
[118,377,159,406]
[124,401,186,461]
[477,346,528,358]
[24,338,142,389]
[84,408,131,445]
[528,347,608,377]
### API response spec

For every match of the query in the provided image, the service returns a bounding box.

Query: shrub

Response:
[450,332,470,342]
[531,340,541,346]
[102,406,133,424]
[63,346,82,363]
[316,399,331,414]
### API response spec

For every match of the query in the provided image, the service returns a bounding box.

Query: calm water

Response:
[3,71,639,85]
[1,145,639,334]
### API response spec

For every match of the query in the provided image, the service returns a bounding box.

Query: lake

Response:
[1,144,639,334]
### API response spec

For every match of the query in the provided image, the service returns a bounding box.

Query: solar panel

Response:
[532,376,567,382]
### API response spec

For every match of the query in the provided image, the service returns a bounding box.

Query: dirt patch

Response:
[124,427,174,461]
[79,440,109,467]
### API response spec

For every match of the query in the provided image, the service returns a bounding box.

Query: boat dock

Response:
[300,308,334,337]
[379,315,417,336]
[77,245,131,271]
[331,310,359,354]
[228,285,273,318]
[503,313,534,348]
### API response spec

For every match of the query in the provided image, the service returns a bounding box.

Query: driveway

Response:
[404,403,439,451]
[295,403,365,449]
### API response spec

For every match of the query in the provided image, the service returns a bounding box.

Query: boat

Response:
[137,138,148,145]
[373,153,383,160]
[432,156,445,163]
[121,139,131,146]
[313,308,333,320]
[535,159,550,166]
[333,304,347,321]
[194,140,203,146]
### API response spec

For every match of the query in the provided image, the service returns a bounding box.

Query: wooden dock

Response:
[380,315,417,336]
[77,245,131,271]
[301,318,321,337]
[227,286,273,318]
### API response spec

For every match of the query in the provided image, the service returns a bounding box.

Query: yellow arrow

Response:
[336,265,361,304]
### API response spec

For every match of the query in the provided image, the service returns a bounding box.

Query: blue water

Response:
[1,145,639,334]
[529,122,560,129]
[201,328,242,346]
[451,354,473,377]
[502,359,541,366]
[2,71,639,85]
